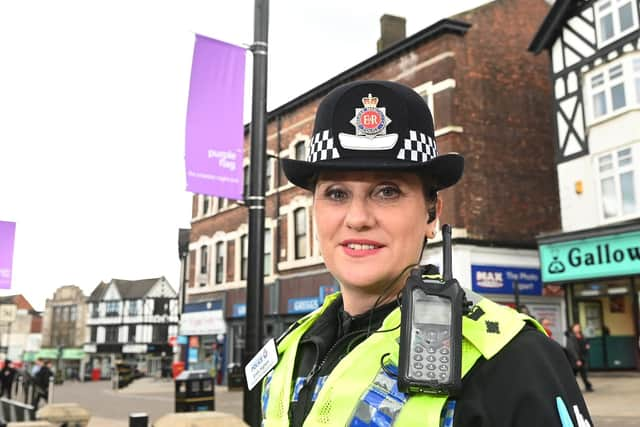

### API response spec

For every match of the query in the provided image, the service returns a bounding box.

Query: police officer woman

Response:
[260,80,591,426]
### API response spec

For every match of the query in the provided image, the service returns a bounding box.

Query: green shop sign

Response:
[540,230,640,283]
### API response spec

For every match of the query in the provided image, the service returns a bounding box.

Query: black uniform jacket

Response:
[287,295,592,427]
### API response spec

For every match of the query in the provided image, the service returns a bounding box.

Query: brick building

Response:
[183,0,565,380]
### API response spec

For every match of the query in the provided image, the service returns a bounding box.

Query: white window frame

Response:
[278,195,323,270]
[594,0,640,48]
[595,144,640,223]
[584,53,640,125]
[213,237,227,285]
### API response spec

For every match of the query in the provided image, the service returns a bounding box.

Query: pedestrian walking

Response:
[33,360,53,408]
[565,322,594,392]
[0,359,16,399]
[259,80,592,426]
[541,317,553,337]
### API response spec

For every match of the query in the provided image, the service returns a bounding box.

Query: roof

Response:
[112,278,162,299]
[529,0,577,53]
[87,282,109,302]
[244,18,471,132]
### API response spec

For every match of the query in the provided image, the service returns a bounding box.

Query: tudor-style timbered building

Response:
[84,277,179,378]
[530,0,640,370]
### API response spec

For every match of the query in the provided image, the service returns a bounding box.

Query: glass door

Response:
[577,300,606,369]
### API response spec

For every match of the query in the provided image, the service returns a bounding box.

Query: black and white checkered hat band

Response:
[307,130,340,162]
[396,130,437,162]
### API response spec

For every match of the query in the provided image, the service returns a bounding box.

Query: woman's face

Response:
[314,170,436,296]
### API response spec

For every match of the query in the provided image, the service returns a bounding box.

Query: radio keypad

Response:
[411,326,451,382]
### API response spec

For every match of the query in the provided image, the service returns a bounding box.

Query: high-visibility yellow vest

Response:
[262,291,543,427]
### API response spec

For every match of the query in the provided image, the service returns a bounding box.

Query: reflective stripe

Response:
[349,365,407,427]
[292,377,306,402]
[312,376,328,401]
[262,371,274,416]
[442,400,456,427]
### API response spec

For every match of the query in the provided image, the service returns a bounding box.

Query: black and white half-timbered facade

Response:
[84,277,179,378]
[531,0,640,370]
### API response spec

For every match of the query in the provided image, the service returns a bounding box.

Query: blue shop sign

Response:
[288,297,320,314]
[184,300,223,313]
[233,303,246,318]
[471,265,542,295]
[177,335,188,345]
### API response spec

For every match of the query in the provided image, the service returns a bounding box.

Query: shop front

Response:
[539,223,640,370]
[180,300,226,383]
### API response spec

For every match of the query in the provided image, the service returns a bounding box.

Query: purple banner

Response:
[185,34,246,200]
[0,221,16,289]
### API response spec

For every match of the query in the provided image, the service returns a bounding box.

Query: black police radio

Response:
[398,224,468,395]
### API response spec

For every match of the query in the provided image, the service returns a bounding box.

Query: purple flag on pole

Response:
[0,221,16,290]
[185,34,247,200]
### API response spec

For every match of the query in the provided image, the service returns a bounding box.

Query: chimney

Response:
[377,14,406,53]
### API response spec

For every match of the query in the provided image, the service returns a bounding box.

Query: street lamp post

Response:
[243,0,269,426]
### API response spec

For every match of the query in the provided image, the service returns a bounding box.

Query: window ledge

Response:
[588,105,640,128]
[278,256,324,271]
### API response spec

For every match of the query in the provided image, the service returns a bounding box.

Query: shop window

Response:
[597,146,638,220]
[294,208,307,259]
[595,0,639,47]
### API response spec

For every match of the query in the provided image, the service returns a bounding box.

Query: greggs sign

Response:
[539,230,640,283]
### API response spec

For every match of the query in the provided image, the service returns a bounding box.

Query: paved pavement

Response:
[41,372,640,426]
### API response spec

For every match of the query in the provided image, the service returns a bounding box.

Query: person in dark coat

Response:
[33,360,53,408]
[0,359,16,399]
[565,322,594,392]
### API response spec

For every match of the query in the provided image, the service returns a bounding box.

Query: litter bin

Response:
[227,363,244,391]
[174,370,215,413]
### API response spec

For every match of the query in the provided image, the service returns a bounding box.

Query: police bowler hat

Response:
[281,80,464,191]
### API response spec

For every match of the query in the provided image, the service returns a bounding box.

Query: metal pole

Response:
[243,0,269,425]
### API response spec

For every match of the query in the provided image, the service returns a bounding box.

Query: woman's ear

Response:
[425,198,443,239]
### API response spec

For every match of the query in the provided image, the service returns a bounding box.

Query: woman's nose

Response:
[344,197,375,230]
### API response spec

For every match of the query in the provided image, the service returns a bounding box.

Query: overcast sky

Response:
[0,0,494,311]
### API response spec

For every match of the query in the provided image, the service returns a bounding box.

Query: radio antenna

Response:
[442,224,452,281]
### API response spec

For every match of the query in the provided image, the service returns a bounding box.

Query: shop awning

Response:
[62,348,85,360]
[35,348,85,360]
[35,348,60,360]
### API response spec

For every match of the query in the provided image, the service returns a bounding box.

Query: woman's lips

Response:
[340,240,384,257]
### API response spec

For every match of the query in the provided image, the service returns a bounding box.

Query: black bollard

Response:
[129,412,149,427]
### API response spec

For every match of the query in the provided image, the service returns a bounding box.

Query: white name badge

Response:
[245,338,278,391]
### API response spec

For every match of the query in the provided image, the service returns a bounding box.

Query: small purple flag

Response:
[185,34,247,200]
[0,221,16,290]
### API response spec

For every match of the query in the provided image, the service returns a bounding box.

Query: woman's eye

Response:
[376,185,401,199]
[326,188,348,201]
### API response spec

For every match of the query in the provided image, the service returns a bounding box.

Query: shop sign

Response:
[180,309,226,335]
[540,231,640,283]
[177,335,188,345]
[83,344,97,353]
[471,265,542,295]
[287,297,320,314]
[122,344,147,354]
[233,303,246,318]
